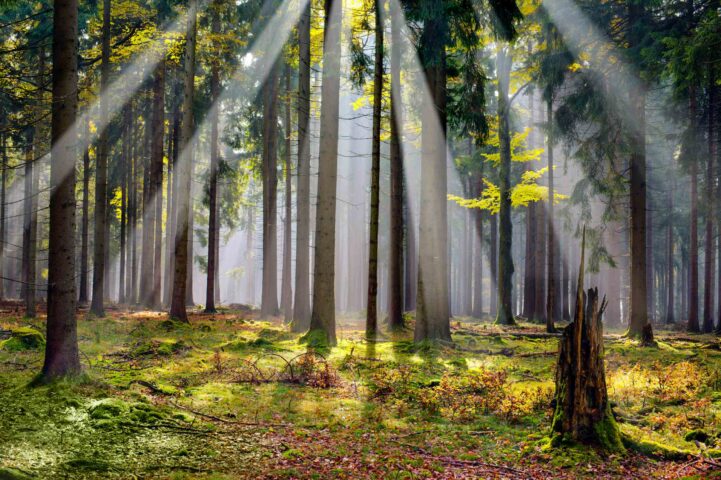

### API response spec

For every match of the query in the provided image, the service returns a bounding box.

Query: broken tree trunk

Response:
[551,229,624,452]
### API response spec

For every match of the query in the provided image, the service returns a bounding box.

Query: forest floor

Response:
[1,303,721,479]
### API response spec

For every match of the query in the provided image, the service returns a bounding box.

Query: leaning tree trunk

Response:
[552,229,624,452]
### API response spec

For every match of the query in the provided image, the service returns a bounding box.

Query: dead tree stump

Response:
[551,229,624,452]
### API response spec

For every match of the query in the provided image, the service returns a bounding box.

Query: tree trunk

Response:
[281,63,293,322]
[666,178,675,324]
[149,59,165,309]
[90,0,111,316]
[366,0,383,339]
[688,87,700,332]
[387,0,404,329]
[42,0,81,379]
[23,127,36,317]
[292,0,312,331]
[414,0,451,342]
[0,131,5,302]
[495,47,515,326]
[308,0,342,345]
[552,229,623,452]
[546,94,556,332]
[165,85,181,307]
[170,0,198,322]
[205,7,221,314]
[119,107,129,304]
[703,68,716,333]
[471,165,485,318]
[627,3,653,344]
[261,57,280,318]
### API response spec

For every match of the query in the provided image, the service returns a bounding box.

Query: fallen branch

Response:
[168,400,291,428]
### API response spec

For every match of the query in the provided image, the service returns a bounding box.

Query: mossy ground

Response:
[0,305,720,478]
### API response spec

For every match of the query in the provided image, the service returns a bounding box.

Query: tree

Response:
[41,0,81,379]
[387,0,404,330]
[366,0,383,340]
[260,58,280,318]
[308,0,342,345]
[494,46,515,326]
[292,0,311,332]
[90,0,112,317]
[551,229,624,453]
[205,0,222,314]
[281,62,293,323]
[170,0,198,323]
[414,0,451,342]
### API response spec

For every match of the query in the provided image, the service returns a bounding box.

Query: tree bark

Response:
[281,63,293,322]
[42,0,81,379]
[665,177,675,324]
[366,0,383,339]
[552,230,623,452]
[546,94,556,332]
[387,0,404,329]
[292,0,312,331]
[627,3,653,344]
[703,67,716,333]
[688,87,700,332]
[495,47,515,326]
[90,0,112,317]
[205,6,221,314]
[308,0,342,345]
[22,127,36,317]
[170,0,198,322]
[414,0,451,342]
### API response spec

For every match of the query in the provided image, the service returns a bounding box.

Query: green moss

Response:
[0,327,45,351]
[88,398,129,419]
[0,467,34,480]
[684,429,711,443]
[622,434,691,460]
[593,408,625,453]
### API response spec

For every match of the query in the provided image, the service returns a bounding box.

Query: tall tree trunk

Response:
[627,3,654,344]
[90,0,112,316]
[165,86,181,307]
[205,7,221,314]
[23,127,36,316]
[0,131,5,302]
[387,0,404,329]
[489,211,498,316]
[42,0,81,379]
[366,0,383,339]
[149,60,165,308]
[414,0,451,342]
[186,148,195,307]
[523,91,536,320]
[703,68,716,333]
[309,0,342,345]
[495,47,515,326]
[666,178,675,324]
[562,235,571,321]
[404,200,417,311]
[119,107,130,303]
[281,63,293,322]
[292,0,312,331]
[170,0,198,322]
[472,167,484,318]
[688,87,700,332]
[261,60,280,318]
[546,94,556,332]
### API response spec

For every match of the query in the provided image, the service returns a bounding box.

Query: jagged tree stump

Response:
[551,230,624,452]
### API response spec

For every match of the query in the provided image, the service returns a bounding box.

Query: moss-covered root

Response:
[621,434,691,460]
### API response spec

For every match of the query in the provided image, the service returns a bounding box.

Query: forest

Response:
[0,0,721,478]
